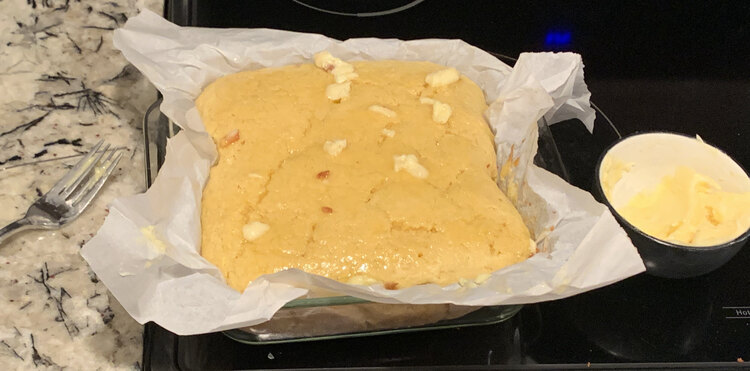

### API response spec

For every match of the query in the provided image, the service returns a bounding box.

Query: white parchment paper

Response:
[81,10,645,335]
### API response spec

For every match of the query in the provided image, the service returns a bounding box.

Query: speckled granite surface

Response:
[0,0,162,369]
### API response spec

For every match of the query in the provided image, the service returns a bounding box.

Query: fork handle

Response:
[0,218,34,245]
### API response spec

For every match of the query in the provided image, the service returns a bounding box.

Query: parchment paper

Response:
[81,10,645,335]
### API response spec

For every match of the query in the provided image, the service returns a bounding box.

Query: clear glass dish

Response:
[142,84,568,344]
[224,303,523,344]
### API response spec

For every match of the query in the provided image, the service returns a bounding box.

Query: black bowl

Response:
[592,132,750,279]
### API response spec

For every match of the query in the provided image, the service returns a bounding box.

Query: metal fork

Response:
[0,140,123,244]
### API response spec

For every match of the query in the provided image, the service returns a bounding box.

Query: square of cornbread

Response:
[196,57,533,292]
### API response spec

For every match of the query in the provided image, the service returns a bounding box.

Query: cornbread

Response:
[196,54,533,292]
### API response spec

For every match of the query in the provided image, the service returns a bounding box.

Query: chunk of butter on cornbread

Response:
[196,56,533,292]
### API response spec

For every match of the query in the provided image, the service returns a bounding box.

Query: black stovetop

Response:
[145,1,750,369]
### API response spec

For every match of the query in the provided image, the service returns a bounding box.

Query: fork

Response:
[0,140,123,244]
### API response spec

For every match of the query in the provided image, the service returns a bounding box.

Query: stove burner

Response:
[291,0,425,17]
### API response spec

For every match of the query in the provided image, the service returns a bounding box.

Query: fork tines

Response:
[46,140,123,206]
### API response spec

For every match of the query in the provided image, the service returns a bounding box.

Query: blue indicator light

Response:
[545,31,572,47]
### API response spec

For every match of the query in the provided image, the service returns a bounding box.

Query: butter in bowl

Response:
[594,132,750,278]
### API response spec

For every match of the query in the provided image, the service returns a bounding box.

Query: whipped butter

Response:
[617,166,750,246]
[600,133,750,247]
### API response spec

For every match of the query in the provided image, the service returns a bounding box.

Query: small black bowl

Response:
[592,132,750,279]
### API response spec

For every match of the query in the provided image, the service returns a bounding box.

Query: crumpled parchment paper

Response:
[80,10,645,335]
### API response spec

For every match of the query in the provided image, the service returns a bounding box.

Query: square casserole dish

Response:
[142,76,568,343]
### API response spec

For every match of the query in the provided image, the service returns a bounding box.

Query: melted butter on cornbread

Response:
[419,96,453,124]
[196,56,532,292]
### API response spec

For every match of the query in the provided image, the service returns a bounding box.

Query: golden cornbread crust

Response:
[196,59,532,292]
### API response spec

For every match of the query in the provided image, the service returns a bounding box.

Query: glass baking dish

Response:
[142,80,568,343]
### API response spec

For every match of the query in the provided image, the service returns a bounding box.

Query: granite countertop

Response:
[1,0,162,369]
